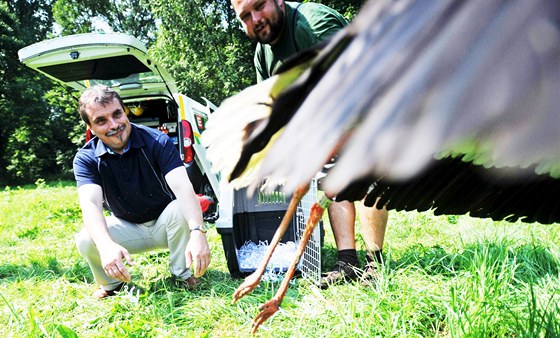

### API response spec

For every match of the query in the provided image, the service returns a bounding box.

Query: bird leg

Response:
[232,183,311,304]
[251,195,333,334]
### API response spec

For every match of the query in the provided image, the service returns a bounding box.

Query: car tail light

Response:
[181,120,195,165]
[85,128,93,143]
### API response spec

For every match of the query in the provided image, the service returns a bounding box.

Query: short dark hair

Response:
[78,85,125,125]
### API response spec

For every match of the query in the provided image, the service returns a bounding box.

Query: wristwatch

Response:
[190,225,208,233]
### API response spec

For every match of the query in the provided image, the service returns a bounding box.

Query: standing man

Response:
[231,0,389,288]
[73,85,211,298]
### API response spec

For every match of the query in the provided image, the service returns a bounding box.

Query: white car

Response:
[18,32,220,221]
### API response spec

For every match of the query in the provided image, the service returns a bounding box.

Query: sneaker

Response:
[360,263,381,286]
[179,276,202,291]
[93,282,125,299]
[93,282,146,299]
[320,261,359,289]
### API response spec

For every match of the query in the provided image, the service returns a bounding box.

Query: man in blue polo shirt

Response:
[73,85,210,298]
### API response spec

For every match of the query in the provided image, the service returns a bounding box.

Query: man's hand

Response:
[99,242,135,283]
[185,231,211,277]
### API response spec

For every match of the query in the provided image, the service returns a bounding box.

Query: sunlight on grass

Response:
[1,181,559,336]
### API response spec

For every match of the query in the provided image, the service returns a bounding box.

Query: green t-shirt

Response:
[254,1,348,82]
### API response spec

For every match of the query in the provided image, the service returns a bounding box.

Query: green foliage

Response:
[2,81,79,183]
[53,0,156,44]
[145,0,254,104]
[0,0,69,185]
[306,0,366,20]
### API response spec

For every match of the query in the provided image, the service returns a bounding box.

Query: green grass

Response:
[1,181,559,337]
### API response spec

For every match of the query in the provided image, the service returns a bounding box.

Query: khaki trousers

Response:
[75,200,191,291]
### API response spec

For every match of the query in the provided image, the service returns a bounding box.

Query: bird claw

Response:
[251,299,280,334]
[232,272,262,304]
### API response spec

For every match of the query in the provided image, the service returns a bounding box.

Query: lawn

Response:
[1,181,559,337]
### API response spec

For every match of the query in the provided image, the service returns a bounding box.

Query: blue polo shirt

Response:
[73,123,184,223]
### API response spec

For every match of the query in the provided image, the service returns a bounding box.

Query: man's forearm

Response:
[165,167,205,229]
[80,201,113,247]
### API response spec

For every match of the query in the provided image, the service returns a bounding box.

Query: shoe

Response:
[179,276,202,291]
[93,282,125,299]
[93,282,145,299]
[320,261,359,289]
[360,263,381,286]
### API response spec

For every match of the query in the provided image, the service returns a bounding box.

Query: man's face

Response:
[232,0,285,45]
[85,98,131,154]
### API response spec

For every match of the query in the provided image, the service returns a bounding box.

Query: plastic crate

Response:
[216,180,323,284]
[294,180,323,284]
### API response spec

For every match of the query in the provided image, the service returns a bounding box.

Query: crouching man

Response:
[73,85,210,298]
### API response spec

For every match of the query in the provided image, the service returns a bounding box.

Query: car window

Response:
[89,71,164,89]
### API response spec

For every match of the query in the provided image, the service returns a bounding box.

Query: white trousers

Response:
[75,200,191,291]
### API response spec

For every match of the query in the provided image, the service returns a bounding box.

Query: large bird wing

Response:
[254,0,560,194]
[202,54,313,189]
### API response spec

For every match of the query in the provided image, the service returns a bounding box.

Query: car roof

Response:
[18,32,177,98]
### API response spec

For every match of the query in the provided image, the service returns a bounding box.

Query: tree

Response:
[145,0,254,104]
[311,0,366,20]
[52,0,157,44]
[0,0,77,185]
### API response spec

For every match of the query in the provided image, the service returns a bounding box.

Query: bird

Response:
[202,0,560,332]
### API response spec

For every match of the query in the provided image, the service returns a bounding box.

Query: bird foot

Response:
[251,298,280,334]
[232,272,262,304]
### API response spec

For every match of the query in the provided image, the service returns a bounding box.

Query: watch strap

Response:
[190,225,207,233]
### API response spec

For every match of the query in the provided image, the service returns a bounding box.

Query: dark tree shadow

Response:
[0,257,93,285]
